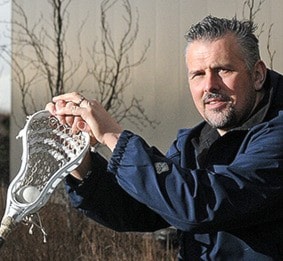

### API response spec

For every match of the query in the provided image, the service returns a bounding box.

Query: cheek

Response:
[189,86,204,111]
[234,88,254,110]
[227,78,251,104]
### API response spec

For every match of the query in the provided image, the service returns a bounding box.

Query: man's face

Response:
[186,35,261,134]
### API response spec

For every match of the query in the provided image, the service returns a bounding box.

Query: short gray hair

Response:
[185,16,260,71]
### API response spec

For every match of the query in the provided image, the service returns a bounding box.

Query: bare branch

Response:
[1,0,157,130]
[267,23,276,69]
[242,0,265,22]
[241,0,276,69]
[1,0,88,115]
[88,0,156,129]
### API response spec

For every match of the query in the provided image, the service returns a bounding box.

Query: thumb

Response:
[77,120,98,146]
[77,120,90,132]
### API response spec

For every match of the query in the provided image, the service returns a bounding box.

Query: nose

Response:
[203,72,220,93]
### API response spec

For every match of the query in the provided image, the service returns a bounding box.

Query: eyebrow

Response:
[188,69,203,76]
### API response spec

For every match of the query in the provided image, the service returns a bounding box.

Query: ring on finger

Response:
[77,95,86,106]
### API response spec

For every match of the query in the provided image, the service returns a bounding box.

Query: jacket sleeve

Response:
[107,112,283,233]
[65,152,169,232]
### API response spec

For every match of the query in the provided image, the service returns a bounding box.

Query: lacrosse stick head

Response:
[0,110,90,245]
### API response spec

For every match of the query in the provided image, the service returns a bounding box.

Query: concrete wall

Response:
[10,0,283,177]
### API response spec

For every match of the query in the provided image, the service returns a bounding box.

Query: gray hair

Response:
[185,15,260,71]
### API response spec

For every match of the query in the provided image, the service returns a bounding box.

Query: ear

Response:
[253,60,267,91]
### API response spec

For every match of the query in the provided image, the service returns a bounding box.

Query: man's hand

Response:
[45,92,123,151]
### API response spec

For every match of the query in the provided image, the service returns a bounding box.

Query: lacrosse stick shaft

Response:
[0,216,15,248]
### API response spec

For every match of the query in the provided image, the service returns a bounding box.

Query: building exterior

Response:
[9,0,283,177]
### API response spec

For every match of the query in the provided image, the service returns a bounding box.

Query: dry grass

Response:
[0,115,177,260]
[0,189,177,261]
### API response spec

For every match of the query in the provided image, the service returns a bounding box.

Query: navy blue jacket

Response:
[66,70,283,260]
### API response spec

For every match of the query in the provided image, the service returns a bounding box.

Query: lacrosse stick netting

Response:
[0,110,90,247]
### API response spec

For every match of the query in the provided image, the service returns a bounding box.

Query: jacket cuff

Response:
[107,130,134,174]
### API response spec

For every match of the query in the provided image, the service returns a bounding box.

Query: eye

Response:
[189,71,204,80]
[216,68,232,75]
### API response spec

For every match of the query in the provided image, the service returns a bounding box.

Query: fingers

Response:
[48,92,88,134]
[52,92,86,105]
[55,102,83,117]
[65,101,76,126]
[45,102,56,114]
[55,101,84,134]
[45,99,69,125]
[47,92,123,149]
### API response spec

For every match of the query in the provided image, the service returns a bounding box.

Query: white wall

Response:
[10,0,283,177]
[0,0,11,114]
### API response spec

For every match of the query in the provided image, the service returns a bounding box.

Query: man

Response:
[46,16,283,260]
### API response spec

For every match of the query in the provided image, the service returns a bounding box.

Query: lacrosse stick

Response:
[0,110,90,247]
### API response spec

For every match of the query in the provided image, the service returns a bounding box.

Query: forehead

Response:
[186,35,244,67]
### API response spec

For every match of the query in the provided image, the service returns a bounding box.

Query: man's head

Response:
[185,16,267,135]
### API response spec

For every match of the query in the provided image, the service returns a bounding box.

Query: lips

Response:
[204,98,224,104]
[205,100,228,110]
[203,94,230,110]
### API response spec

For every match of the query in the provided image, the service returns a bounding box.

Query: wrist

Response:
[102,132,121,151]
[71,150,92,180]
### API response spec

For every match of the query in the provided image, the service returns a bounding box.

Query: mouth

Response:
[203,94,231,111]
[205,100,228,110]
